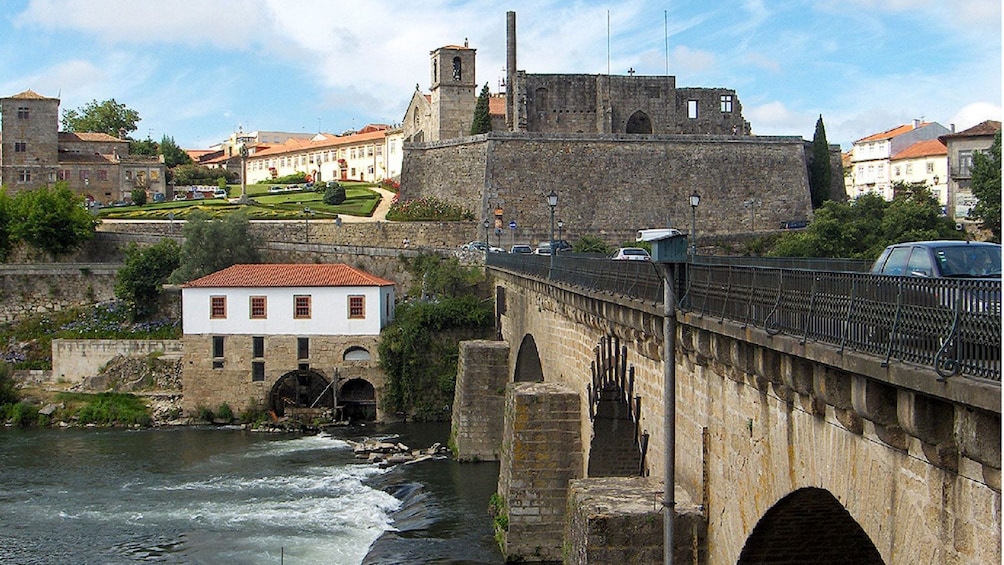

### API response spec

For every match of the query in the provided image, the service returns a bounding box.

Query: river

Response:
[0,422,503,565]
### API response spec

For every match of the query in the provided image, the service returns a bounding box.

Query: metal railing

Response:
[488,253,1002,383]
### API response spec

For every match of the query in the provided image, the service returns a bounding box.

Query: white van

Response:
[636,228,682,242]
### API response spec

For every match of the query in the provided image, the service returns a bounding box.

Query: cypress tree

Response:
[809,115,833,208]
[470,83,492,135]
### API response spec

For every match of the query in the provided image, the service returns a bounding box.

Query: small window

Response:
[688,100,699,119]
[452,56,462,81]
[926,162,934,173]
[252,336,264,358]
[349,296,365,319]
[97,170,108,182]
[14,142,26,153]
[294,295,311,319]
[250,296,267,319]
[212,336,224,369]
[297,337,309,360]
[720,94,733,113]
[251,361,265,382]
[210,296,227,319]
[17,106,29,119]
[17,170,30,183]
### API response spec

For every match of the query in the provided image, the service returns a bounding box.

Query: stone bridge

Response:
[451,254,1001,564]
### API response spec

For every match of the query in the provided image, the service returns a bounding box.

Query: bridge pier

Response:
[451,340,509,461]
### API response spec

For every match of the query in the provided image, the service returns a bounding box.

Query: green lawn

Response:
[98,182,382,220]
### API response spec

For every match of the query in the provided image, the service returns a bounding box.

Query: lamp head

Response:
[546,190,558,208]
[689,190,701,208]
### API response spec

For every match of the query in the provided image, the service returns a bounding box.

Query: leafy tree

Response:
[160,135,192,168]
[809,115,833,208]
[60,98,140,137]
[323,183,346,205]
[171,163,235,186]
[0,191,16,262]
[770,188,959,259]
[169,210,261,283]
[130,137,159,156]
[400,252,483,300]
[0,363,18,407]
[11,183,96,257]
[970,131,1001,242]
[574,234,614,254]
[130,189,148,206]
[470,83,492,135]
[114,240,181,320]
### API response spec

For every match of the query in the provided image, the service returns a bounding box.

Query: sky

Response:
[1,0,1000,150]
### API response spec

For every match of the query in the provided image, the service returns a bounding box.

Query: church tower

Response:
[429,42,477,141]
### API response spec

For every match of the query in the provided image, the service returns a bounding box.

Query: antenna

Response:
[607,11,611,76]
[664,11,669,75]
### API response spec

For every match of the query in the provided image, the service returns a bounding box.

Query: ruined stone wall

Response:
[52,339,183,384]
[0,264,119,322]
[451,340,509,461]
[401,133,814,245]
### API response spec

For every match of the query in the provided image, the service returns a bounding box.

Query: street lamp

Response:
[483,218,490,252]
[303,207,314,242]
[557,219,564,243]
[546,191,558,275]
[689,190,700,255]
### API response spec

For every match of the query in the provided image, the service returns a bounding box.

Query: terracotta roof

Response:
[891,139,947,161]
[251,129,387,158]
[59,132,127,143]
[855,122,933,144]
[6,89,57,100]
[940,120,1001,140]
[184,263,395,288]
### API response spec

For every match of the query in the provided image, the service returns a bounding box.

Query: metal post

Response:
[483,219,490,252]
[547,191,558,277]
[660,263,677,565]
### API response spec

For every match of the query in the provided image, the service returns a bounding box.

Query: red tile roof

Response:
[940,120,1001,140]
[891,139,947,161]
[855,122,933,144]
[184,264,395,288]
[7,89,57,100]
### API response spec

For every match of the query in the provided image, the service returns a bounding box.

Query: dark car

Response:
[870,240,1001,278]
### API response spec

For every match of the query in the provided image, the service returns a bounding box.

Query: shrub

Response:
[216,402,234,423]
[386,196,474,221]
[323,184,346,205]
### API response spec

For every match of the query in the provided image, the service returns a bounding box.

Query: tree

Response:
[10,183,96,257]
[131,189,148,206]
[115,240,181,320]
[170,163,235,186]
[808,115,833,208]
[60,99,140,138]
[970,131,1001,242]
[160,135,192,168]
[323,183,346,205]
[169,210,261,283]
[0,191,16,262]
[574,234,614,254]
[130,137,159,156]
[769,188,960,259]
[470,83,492,135]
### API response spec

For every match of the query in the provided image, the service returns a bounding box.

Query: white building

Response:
[889,138,948,209]
[849,120,951,200]
[181,263,396,421]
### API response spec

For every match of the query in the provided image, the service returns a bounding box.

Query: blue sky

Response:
[1,0,1000,150]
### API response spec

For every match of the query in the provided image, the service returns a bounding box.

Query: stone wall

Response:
[0,264,119,322]
[497,382,582,562]
[451,340,509,461]
[401,133,814,245]
[52,339,183,384]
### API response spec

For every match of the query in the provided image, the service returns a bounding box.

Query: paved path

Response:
[335,187,396,223]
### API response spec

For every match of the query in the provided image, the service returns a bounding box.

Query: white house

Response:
[889,138,949,209]
[180,263,396,421]
[849,120,951,201]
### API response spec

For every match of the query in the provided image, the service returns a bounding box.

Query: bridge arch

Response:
[269,369,333,417]
[737,487,884,565]
[514,334,544,382]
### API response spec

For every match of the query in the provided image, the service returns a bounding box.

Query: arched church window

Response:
[452,57,462,81]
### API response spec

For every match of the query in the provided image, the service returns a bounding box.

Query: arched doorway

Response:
[269,369,334,417]
[514,334,544,382]
[738,487,884,564]
[626,110,652,134]
[339,378,376,421]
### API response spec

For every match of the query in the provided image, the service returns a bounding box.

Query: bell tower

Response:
[429,41,477,141]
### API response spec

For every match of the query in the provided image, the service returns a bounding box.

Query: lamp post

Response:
[689,190,700,255]
[303,207,314,242]
[547,190,558,275]
[557,219,564,244]
[483,218,490,252]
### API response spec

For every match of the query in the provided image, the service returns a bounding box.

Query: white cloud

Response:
[949,103,1003,132]
[670,45,716,75]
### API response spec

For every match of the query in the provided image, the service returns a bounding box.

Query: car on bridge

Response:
[871,240,1001,278]
[612,247,652,261]
[510,244,533,254]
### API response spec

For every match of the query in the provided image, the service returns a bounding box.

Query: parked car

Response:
[612,247,652,261]
[462,241,488,252]
[870,241,1001,278]
[213,189,228,199]
[510,244,533,254]
[534,240,572,255]
[269,186,283,193]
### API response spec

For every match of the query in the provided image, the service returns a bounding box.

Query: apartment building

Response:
[939,120,1001,220]
[849,120,951,201]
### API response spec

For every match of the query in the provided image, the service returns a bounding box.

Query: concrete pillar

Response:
[497,382,581,562]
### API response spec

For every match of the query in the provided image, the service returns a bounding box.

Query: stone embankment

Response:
[348,438,448,468]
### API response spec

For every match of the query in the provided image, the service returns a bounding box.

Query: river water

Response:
[0,422,503,565]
